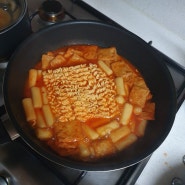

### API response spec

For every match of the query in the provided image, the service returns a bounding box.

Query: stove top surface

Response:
[0,0,184,185]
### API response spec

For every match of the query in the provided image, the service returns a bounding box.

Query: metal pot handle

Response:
[29,10,39,21]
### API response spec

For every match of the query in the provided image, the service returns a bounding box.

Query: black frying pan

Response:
[3,20,176,171]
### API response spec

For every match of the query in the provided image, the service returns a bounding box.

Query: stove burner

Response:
[38,0,65,23]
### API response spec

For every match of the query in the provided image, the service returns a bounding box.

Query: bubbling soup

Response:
[0,8,11,29]
[0,0,21,30]
[22,45,155,161]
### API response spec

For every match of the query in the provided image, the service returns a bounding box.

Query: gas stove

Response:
[0,0,185,185]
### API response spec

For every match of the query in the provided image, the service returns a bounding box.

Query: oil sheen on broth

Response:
[22,45,155,161]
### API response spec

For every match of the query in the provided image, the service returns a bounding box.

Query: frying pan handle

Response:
[0,105,19,144]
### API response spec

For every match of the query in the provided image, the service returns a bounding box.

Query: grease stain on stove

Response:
[163,152,173,170]
[164,161,173,170]
[163,152,168,157]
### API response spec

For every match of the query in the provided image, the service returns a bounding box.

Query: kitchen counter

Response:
[83,0,185,184]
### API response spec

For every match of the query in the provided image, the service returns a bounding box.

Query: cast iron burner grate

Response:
[0,0,184,185]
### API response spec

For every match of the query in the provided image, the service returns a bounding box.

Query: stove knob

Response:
[38,0,65,23]
[171,177,185,185]
[0,176,8,185]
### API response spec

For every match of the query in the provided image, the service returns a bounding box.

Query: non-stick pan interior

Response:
[3,20,176,171]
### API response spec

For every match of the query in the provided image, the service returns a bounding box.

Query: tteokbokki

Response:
[22,45,155,161]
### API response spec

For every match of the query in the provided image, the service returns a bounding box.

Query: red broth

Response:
[22,45,155,161]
